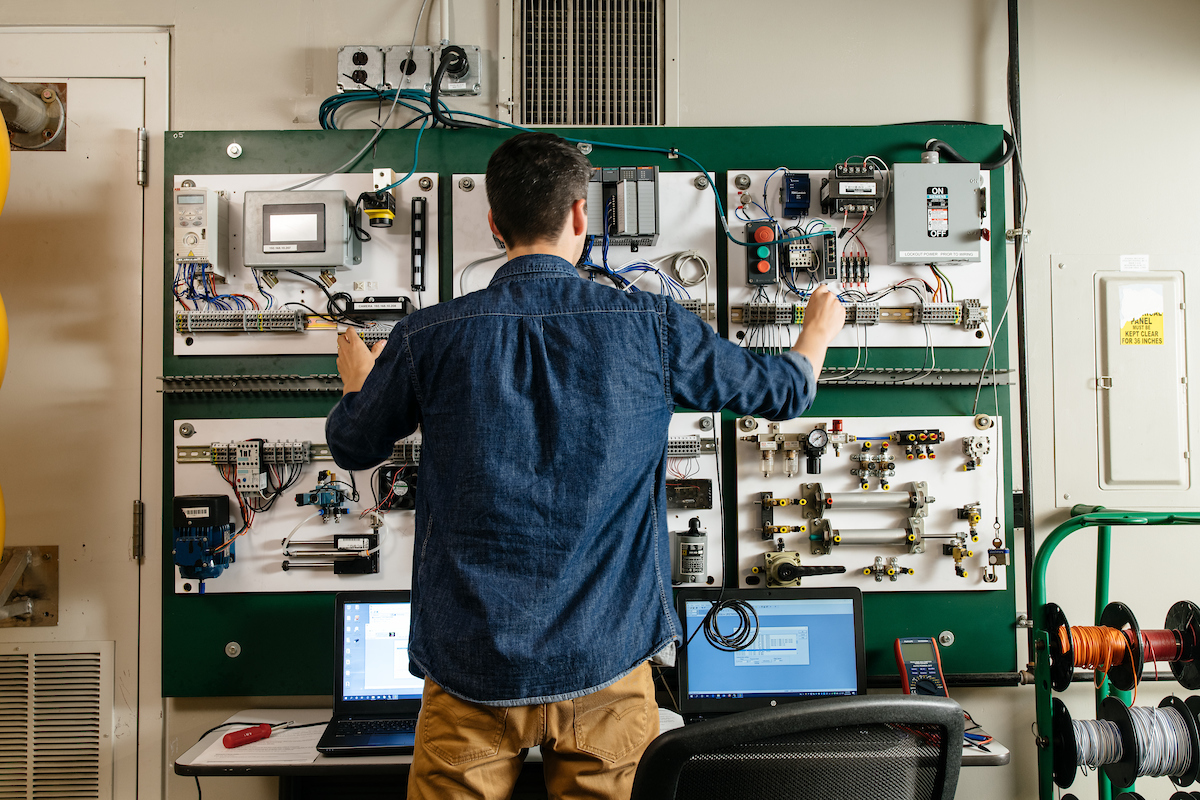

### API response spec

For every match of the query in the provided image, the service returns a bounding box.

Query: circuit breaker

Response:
[888,162,984,265]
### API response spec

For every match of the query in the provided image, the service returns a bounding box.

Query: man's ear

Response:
[487,209,506,245]
[570,198,588,236]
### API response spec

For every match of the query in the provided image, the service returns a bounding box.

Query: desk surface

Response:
[175,707,1010,776]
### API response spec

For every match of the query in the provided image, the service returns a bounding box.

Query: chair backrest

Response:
[630,695,964,800]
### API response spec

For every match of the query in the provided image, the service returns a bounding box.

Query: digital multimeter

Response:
[895,637,948,696]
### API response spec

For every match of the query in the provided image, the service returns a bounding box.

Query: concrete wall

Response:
[4,0,1199,797]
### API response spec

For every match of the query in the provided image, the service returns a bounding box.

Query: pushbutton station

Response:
[745,221,779,285]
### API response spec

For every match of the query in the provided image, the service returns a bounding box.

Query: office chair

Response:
[630,695,964,800]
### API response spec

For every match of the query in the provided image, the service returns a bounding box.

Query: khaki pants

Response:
[407,662,658,800]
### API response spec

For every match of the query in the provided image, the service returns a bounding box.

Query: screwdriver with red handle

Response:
[222,721,293,748]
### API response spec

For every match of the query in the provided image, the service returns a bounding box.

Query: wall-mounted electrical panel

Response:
[1052,256,1196,508]
[451,171,718,329]
[171,173,439,357]
[889,162,986,265]
[337,45,385,92]
[725,167,992,350]
[173,417,418,593]
[736,415,1006,592]
[173,186,228,274]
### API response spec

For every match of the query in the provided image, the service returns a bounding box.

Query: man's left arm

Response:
[326,326,420,470]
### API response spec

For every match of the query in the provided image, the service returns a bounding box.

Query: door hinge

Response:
[136,128,148,187]
[132,500,145,563]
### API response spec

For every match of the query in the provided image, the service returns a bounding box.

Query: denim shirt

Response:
[326,254,817,706]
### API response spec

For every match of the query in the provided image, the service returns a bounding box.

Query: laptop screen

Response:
[676,587,864,715]
[341,598,425,703]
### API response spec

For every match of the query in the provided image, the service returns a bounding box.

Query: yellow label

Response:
[1120,312,1164,345]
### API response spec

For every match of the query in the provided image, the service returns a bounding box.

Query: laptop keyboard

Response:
[334,718,417,736]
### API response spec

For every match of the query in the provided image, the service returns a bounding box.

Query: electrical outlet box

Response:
[434,44,482,96]
[337,46,385,92]
[384,45,434,91]
[889,162,984,265]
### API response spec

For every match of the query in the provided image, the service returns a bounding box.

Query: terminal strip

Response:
[175,309,307,333]
[667,436,718,458]
[732,299,987,330]
[677,299,718,321]
[209,440,313,466]
[357,325,395,347]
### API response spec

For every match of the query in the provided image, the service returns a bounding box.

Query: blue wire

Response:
[378,118,429,192]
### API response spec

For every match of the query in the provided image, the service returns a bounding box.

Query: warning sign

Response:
[1118,283,1165,346]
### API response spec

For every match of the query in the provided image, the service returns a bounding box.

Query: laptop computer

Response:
[675,586,865,723]
[316,591,426,755]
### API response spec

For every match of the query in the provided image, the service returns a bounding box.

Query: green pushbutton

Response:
[756,245,771,258]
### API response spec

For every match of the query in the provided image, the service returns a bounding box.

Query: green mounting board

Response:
[162,126,1014,696]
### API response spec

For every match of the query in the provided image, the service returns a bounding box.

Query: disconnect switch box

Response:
[889,162,985,265]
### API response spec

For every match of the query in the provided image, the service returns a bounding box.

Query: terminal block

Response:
[755,551,846,587]
[666,436,717,458]
[678,298,717,320]
[357,325,394,347]
[844,303,880,326]
[390,441,422,464]
[864,555,913,583]
[175,310,307,334]
[210,440,312,467]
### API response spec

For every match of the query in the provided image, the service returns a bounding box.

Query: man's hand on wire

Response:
[791,284,846,381]
[337,328,385,395]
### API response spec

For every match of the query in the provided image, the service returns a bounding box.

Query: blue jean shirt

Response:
[326,254,816,705]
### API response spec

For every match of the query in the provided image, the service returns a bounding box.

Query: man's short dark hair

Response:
[486,132,592,248]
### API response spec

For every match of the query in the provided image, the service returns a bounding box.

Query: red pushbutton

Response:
[756,260,770,273]
[753,226,774,243]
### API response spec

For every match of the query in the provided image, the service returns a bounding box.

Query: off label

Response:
[927,186,949,238]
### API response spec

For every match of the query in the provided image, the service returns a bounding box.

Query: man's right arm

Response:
[666,283,845,420]
[326,323,421,471]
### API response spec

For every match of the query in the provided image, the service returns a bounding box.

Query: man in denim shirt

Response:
[327,133,845,799]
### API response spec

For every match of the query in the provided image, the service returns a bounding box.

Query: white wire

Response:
[281,512,322,555]
[283,0,431,192]
[457,250,507,296]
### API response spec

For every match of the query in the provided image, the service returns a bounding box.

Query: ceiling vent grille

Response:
[518,0,664,126]
[0,645,111,800]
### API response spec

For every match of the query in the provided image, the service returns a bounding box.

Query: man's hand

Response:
[337,328,386,395]
[791,284,846,381]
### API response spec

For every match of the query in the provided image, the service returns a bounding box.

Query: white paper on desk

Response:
[191,724,326,765]
[658,708,684,734]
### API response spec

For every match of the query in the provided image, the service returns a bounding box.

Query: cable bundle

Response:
[1073,718,1124,769]
[1130,706,1193,779]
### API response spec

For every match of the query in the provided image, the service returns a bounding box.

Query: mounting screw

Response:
[226,142,242,159]
[693,175,709,190]
[458,177,475,192]
[225,642,242,658]
[179,422,196,438]
[737,415,759,432]
[181,179,196,188]
[418,177,434,191]
[973,414,994,430]
[1063,493,1070,500]
[43,130,53,139]
[734,174,752,190]
[699,416,714,431]
[939,630,955,647]
[577,142,593,155]
[40,89,53,102]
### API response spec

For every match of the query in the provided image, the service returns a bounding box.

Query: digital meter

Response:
[894,636,948,696]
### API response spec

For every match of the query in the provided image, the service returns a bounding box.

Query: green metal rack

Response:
[1033,507,1200,800]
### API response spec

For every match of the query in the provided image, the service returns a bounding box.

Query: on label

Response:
[927,186,949,238]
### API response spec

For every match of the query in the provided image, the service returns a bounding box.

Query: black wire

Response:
[350,194,372,242]
[195,775,201,800]
[429,48,485,129]
[284,270,370,327]
[923,130,1016,171]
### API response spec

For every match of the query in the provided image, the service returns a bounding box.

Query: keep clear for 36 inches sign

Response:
[1119,283,1165,346]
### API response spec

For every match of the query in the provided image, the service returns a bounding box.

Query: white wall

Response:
[5,0,1199,797]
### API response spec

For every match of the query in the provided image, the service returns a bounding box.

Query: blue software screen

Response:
[684,598,858,698]
[342,602,425,701]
